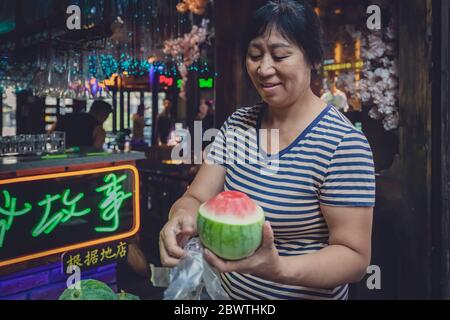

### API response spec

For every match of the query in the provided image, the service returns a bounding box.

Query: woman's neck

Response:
[264,89,324,128]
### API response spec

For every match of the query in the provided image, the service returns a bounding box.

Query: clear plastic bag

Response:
[151,238,230,300]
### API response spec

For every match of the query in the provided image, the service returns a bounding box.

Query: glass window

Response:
[142,92,167,143]
[315,1,399,172]
[2,86,16,136]
[122,92,128,130]
[45,96,57,106]
[144,92,153,143]
[129,92,140,115]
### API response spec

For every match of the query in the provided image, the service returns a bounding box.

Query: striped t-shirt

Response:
[206,103,376,300]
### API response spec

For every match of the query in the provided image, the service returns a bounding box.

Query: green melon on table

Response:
[59,279,118,300]
[197,191,265,261]
[117,291,141,300]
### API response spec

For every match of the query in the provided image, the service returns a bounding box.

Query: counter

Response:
[0,151,146,178]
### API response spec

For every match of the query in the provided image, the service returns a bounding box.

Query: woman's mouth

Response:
[260,83,282,93]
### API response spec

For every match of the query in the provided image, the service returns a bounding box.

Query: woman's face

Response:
[246,27,312,109]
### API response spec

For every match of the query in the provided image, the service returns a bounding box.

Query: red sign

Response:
[159,75,174,87]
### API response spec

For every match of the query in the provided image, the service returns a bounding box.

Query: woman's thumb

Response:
[262,222,275,249]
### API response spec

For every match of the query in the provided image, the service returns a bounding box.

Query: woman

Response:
[159,0,375,300]
[156,99,174,146]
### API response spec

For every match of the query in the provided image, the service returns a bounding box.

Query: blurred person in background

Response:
[49,100,112,149]
[156,98,174,146]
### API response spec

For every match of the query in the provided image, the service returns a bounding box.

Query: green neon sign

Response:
[1,173,131,244]
[0,191,32,248]
[95,173,132,233]
[177,79,183,89]
[199,78,214,89]
[32,190,91,238]
[0,167,138,268]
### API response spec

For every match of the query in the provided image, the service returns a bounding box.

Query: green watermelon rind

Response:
[117,291,141,300]
[197,209,265,261]
[58,279,118,301]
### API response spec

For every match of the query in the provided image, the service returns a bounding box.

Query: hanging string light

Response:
[0,0,213,97]
[176,0,210,15]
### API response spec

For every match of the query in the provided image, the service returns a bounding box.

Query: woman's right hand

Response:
[158,162,227,268]
[159,209,198,268]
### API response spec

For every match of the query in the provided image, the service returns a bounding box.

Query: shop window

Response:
[129,92,140,116]
[315,0,399,172]
[1,86,16,136]
[143,92,167,144]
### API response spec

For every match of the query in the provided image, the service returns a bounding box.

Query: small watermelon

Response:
[197,191,265,261]
[59,279,118,300]
[117,291,141,300]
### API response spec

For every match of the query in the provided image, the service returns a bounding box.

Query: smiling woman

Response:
[159,0,375,301]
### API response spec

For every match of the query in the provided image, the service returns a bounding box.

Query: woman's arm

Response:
[169,163,226,219]
[204,205,373,290]
[159,163,226,267]
[274,205,373,289]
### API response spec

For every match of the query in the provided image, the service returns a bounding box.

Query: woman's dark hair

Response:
[241,0,323,69]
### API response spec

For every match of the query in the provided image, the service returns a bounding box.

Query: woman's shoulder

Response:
[319,105,372,148]
[321,105,361,134]
[302,105,372,155]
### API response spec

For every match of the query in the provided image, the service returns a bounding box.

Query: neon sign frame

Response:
[0,165,140,268]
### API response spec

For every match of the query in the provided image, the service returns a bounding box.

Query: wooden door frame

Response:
[434,0,450,299]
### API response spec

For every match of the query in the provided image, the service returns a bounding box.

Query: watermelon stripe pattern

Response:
[198,210,265,261]
[197,191,265,261]
[206,103,375,300]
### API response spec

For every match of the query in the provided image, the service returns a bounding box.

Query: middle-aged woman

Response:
[159,0,375,300]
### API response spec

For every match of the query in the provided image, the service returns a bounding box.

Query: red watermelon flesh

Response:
[197,191,265,260]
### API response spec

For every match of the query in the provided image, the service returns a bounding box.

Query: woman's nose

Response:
[257,56,276,78]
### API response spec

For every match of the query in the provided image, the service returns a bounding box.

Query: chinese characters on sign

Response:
[64,242,129,273]
[96,174,133,233]
[0,191,32,248]
[0,166,139,268]
[0,173,130,248]
[32,190,91,238]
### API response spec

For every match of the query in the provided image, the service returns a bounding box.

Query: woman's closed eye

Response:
[248,53,263,60]
[248,54,289,61]
[273,56,289,61]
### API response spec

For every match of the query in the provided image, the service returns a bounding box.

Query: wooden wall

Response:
[213,0,265,127]
[351,0,448,299]
[437,0,450,300]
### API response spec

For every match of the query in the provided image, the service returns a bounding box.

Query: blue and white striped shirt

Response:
[206,103,376,300]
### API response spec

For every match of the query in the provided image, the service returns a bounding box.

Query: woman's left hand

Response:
[203,222,282,282]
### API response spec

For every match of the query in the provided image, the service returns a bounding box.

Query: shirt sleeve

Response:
[319,130,376,207]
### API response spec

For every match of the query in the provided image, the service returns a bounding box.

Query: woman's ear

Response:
[312,62,322,72]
